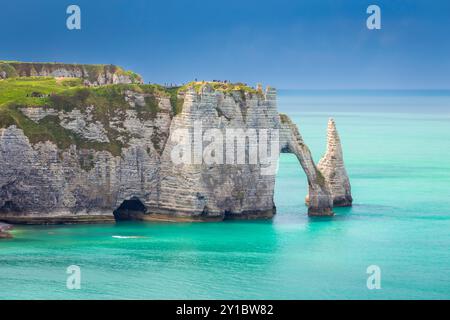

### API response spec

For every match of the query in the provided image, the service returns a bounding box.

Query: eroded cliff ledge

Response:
[0,61,143,86]
[0,64,351,224]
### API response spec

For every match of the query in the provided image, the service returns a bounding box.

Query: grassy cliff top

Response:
[0,77,171,107]
[179,81,263,95]
[0,77,181,155]
[0,78,265,111]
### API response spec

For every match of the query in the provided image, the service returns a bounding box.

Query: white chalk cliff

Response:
[0,63,352,224]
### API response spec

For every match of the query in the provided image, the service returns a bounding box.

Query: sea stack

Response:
[315,118,353,207]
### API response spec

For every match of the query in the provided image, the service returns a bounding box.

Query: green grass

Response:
[179,81,262,96]
[165,86,184,115]
[279,113,289,124]
[0,78,187,156]
[0,77,82,106]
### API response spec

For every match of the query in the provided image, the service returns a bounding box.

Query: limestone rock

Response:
[280,114,334,216]
[0,222,12,238]
[59,107,110,143]
[20,107,58,122]
[315,118,352,207]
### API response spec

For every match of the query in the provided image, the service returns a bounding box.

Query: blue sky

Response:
[1,0,449,89]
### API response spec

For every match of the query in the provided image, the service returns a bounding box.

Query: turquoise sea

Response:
[1,91,450,299]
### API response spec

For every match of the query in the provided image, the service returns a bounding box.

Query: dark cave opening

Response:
[0,200,17,212]
[113,197,147,221]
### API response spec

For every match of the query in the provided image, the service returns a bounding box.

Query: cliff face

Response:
[0,84,174,223]
[0,69,351,224]
[153,85,280,220]
[0,61,143,86]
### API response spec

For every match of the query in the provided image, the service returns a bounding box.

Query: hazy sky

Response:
[1,0,449,89]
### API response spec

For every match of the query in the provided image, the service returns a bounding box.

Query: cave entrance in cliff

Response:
[0,200,16,212]
[113,197,147,221]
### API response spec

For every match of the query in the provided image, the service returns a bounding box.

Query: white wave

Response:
[112,235,146,239]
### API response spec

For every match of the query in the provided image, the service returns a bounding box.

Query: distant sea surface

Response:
[1,90,450,299]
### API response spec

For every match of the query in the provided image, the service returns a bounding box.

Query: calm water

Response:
[1,91,450,299]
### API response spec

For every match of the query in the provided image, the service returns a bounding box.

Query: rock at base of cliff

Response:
[307,207,334,217]
[113,206,276,222]
[0,222,13,239]
[0,212,115,225]
[332,195,353,207]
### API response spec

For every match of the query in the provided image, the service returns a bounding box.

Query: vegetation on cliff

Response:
[0,77,183,155]
[179,81,263,96]
[0,61,142,84]
[0,66,264,156]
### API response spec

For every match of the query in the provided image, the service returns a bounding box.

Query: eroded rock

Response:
[280,114,334,216]
[315,118,352,207]
[0,222,13,238]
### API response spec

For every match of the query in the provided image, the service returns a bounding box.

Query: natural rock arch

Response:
[279,116,353,216]
[279,115,334,216]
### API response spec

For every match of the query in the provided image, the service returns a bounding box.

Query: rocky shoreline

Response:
[0,212,115,225]
[0,222,13,238]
